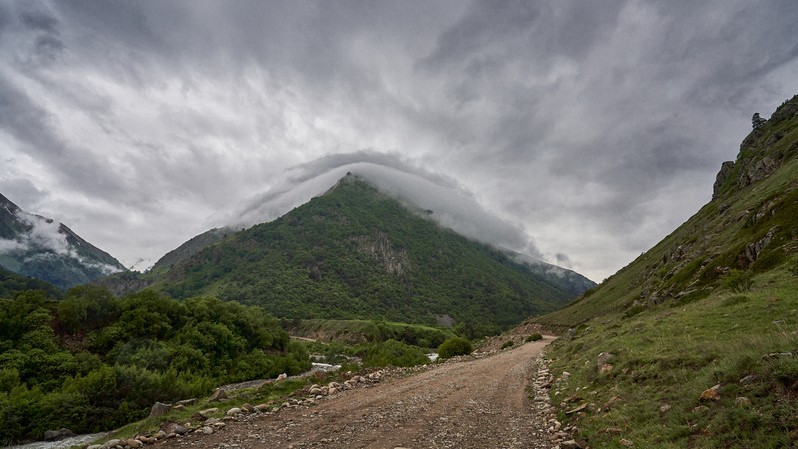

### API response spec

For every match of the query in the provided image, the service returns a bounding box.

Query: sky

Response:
[1,1,797,282]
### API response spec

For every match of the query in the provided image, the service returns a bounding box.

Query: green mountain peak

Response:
[118,175,593,334]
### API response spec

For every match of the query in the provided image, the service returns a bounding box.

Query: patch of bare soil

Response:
[155,338,560,449]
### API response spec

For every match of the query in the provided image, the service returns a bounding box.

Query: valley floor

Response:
[153,339,558,449]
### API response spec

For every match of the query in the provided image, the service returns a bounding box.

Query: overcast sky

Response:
[1,1,797,282]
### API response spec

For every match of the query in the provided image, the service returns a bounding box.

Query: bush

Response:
[500,340,515,349]
[724,270,753,293]
[525,333,543,342]
[361,339,429,368]
[437,337,472,359]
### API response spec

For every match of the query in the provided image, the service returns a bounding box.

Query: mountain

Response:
[108,175,594,334]
[0,194,126,289]
[0,265,63,299]
[532,94,798,448]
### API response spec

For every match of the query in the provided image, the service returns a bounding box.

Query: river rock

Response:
[43,428,74,441]
[100,439,123,449]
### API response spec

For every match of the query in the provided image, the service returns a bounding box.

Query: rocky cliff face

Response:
[712,94,798,200]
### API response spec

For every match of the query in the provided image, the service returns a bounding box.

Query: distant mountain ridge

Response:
[104,174,594,334]
[0,193,126,289]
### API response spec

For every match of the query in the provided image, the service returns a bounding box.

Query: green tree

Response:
[752,112,766,129]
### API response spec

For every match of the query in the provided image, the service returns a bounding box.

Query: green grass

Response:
[543,268,798,448]
[94,378,312,445]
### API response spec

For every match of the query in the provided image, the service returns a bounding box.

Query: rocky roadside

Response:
[85,340,583,449]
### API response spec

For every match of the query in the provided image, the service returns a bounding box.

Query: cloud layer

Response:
[1,1,797,281]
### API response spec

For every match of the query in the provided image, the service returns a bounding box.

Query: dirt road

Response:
[156,338,557,449]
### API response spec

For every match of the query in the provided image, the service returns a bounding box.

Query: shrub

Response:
[500,340,515,349]
[788,256,798,276]
[437,337,472,359]
[361,339,429,368]
[525,333,543,342]
[724,270,753,293]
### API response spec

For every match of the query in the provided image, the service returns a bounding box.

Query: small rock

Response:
[735,396,752,407]
[620,438,634,447]
[101,439,123,449]
[561,371,571,381]
[127,439,143,448]
[699,384,721,401]
[199,407,219,417]
[561,440,582,449]
[210,389,227,402]
[276,373,288,381]
[565,403,587,415]
[328,387,338,395]
[601,396,621,411]
[597,352,616,369]
[740,374,757,384]
[226,407,243,416]
[202,426,214,435]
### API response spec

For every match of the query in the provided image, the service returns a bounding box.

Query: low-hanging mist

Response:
[219,151,550,267]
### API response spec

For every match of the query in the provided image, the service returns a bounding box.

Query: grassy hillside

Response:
[534,95,798,448]
[120,175,593,336]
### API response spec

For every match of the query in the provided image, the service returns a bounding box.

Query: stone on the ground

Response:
[699,384,721,401]
[276,373,288,381]
[210,388,227,402]
[227,407,243,416]
[150,402,172,418]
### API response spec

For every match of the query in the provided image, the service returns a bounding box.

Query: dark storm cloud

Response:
[1,0,796,280]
